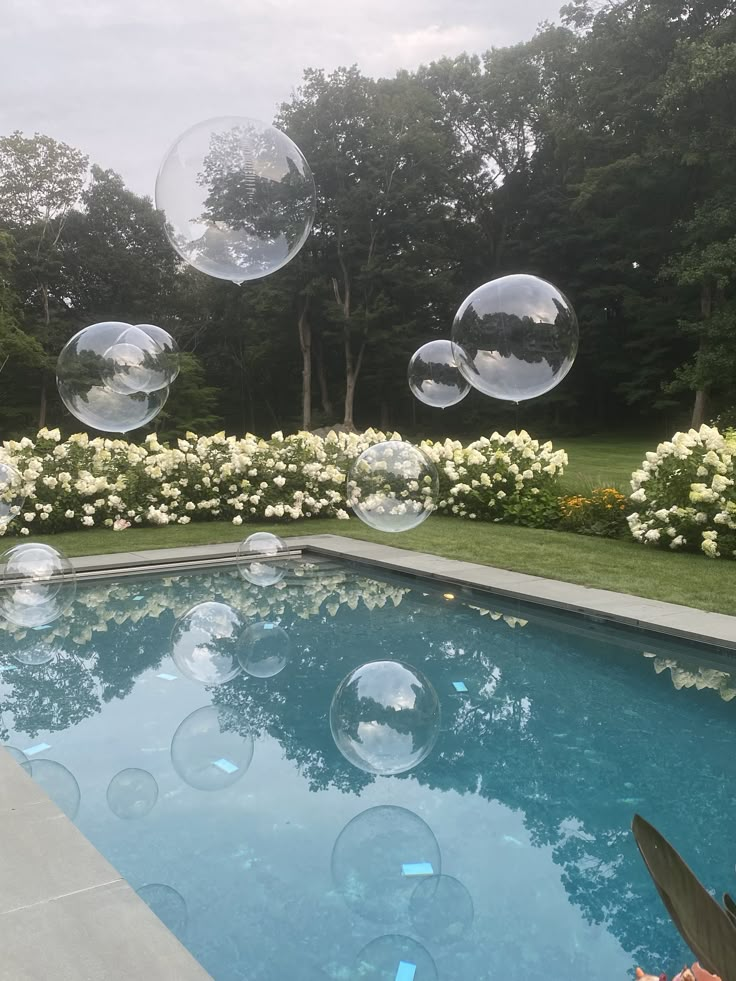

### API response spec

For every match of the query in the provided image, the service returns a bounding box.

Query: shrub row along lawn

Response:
[22,515,736,616]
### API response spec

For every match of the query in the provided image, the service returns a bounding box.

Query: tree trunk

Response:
[38,282,50,430]
[342,336,365,431]
[380,399,390,431]
[690,282,715,429]
[691,386,708,429]
[38,375,47,430]
[314,332,334,419]
[297,299,312,431]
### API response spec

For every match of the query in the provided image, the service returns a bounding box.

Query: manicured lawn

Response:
[19,514,736,616]
[559,434,655,494]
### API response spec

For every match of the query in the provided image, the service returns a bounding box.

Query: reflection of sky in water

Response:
[1,561,734,979]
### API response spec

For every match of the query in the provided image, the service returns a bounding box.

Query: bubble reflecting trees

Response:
[239,621,290,678]
[0,543,76,628]
[107,768,159,819]
[355,935,438,981]
[451,274,578,402]
[347,441,438,534]
[171,602,243,685]
[331,805,441,924]
[408,340,470,409]
[330,660,440,776]
[56,321,170,432]
[155,116,315,284]
[21,759,81,819]
[0,461,25,530]
[170,705,254,791]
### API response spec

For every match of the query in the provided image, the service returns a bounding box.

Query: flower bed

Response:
[0,427,567,537]
[627,425,736,559]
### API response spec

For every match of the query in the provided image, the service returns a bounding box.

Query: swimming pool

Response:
[1,555,734,980]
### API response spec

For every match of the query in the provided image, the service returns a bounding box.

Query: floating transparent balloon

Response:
[12,633,57,666]
[408,339,470,409]
[136,884,188,936]
[239,621,290,678]
[135,324,180,385]
[0,461,25,530]
[236,532,288,587]
[21,759,81,819]
[107,768,159,819]
[331,805,441,924]
[451,273,578,402]
[410,874,474,945]
[330,660,440,776]
[155,116,316,284]
[356,934,438,981]
[56,321,169,433]
[171,602,243,685]
[347,441,438,534]
[170,705,254,792]
[4,745,28,764]
[0,543,77,628]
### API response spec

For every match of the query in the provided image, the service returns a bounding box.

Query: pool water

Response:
[1,557,735,980]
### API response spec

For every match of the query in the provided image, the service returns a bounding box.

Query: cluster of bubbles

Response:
[0,542,77,629]
[56,321,179,433]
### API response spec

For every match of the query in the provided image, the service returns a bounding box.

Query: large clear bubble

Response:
[136,883,188,936]
[236,532,288,587]
[135,324,180,385]
[171,602,243,685]
[0,461,25,530]
[56,321,169,433]
[21,759,81,819]
[355,935,438,981]
[107,768,159,820]
[331,805,441,924]
[409,874,475,945]
[408,339,470,409]
[330,660,441,776]
[347,441,438,534]
[451,273,578,402]
[170,705,254,792]
[4,745,28,764]
[0,543,77,628]
[238,621,290,678]
[155,116,316,284]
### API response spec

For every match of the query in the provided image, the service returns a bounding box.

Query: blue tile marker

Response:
[263,623,275,630]
[132,595,144,601]
[401,862,434,877]
[213,758,238,774]
[452,681,468,693]
[395,962,417,981]
[25,742,51,755]
[157,673,177,681]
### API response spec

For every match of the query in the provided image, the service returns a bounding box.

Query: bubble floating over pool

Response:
[409,874,474,946]
[56,321,170,433]
[136,883,188,936]
[239,621,290,678]
[236,532,288,587]
[4,746,28,764]
[155,116,316,284]
[107,768,159,820]
[355,934,438,981]
[408,339,470,409]
[171,602,243,686]
[12,633,57,666]
[330,660,440,776]
[21,759,81,820]
[451,273,578,402]
[0,542,77,628]
[170,705,254,792]
[347,441,439,534]
[0,461,25,531]
[331,805,441,924]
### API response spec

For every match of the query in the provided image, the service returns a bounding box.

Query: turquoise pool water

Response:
[1,557,735,980]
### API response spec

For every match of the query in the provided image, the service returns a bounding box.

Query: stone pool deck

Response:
[2,533,736,979]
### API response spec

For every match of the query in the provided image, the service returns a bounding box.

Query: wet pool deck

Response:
[2,533,735,979]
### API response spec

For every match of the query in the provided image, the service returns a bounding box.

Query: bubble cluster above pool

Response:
[1,556,735,980]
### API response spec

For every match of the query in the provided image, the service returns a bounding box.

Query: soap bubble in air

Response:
[155,116,315,284]
[107,768,159,819]
[346,441,438,534]
[21,759,81,819]
[236,532,288,587]
[136,883,188,936]
[330,660,441,776]
[170,705,254,792]
[56,321,169,432]
[451,273,578,402]
[0,542,77,628]
[408,339,469,409]
[355,934,438,981]
[238,621,291,678]
[171,602,243,685]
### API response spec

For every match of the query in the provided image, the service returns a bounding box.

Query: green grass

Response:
[21,514,736,616]
[558,434,654,494]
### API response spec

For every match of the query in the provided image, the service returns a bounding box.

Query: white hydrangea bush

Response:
[0,426,567,536]
[627,425,736,559]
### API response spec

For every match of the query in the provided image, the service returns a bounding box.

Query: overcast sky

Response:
[1,0,563,196]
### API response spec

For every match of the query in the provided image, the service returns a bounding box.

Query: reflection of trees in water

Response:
[0,569,731,965]
[409,352,466,395]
